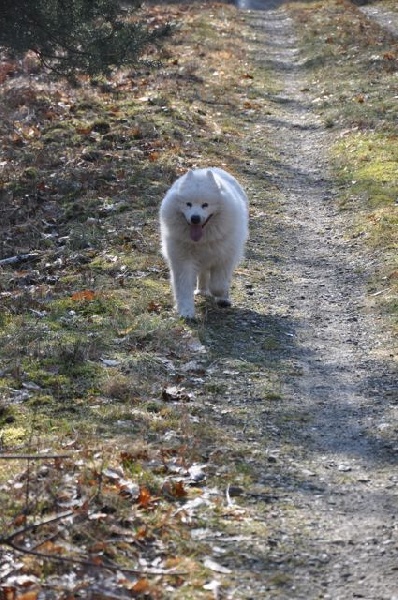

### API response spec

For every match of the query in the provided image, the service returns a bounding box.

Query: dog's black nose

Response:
[190,215,201,225]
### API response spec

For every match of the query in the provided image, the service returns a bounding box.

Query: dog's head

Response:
[181,200,214,241]
[176,169,221,241]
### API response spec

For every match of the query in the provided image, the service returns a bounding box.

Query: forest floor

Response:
[0,1,397,599]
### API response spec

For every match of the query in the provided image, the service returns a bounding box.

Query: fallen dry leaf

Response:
[147,150,160,161]
[131,578,150,593]
[147,300,162,313]
[14,591,39,600]
[137,486,155,509]
[71,289,96,301]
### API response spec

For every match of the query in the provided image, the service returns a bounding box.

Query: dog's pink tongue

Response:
[190,224,203,241]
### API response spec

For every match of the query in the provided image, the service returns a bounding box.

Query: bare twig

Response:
[0,253,40,267]
[2,510,74,542]
[0,454,72,460]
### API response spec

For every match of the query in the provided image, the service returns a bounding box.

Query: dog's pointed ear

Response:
[178,169,195,191]
[206,169,222,192]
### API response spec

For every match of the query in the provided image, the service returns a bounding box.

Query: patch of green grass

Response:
[334,133,398,209]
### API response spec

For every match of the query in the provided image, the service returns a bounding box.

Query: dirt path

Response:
[360,4,398,36]
[215,7,398,598]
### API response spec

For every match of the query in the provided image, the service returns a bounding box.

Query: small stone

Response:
[302,469,316,477]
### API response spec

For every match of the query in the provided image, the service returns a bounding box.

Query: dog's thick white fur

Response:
[160,167,249,318]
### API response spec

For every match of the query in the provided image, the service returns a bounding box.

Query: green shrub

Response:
[0,0,171,77]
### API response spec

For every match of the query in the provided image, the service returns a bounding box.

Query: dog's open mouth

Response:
[190,214,213,242]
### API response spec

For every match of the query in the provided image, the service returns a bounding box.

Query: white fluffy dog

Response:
[160,167,249,319]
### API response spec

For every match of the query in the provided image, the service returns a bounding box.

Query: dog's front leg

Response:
[195,270,210,297]
[209,266,233,307]
[171,264,197,319]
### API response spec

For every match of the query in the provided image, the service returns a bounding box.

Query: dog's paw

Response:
[195,288,211,297]
[182,315,198,324]
[177,310,198,324]
[177,307,196,320]
[216,299,231,308]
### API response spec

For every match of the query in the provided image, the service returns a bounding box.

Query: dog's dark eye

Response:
[202,203,208,208]
[186,202,192,208]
